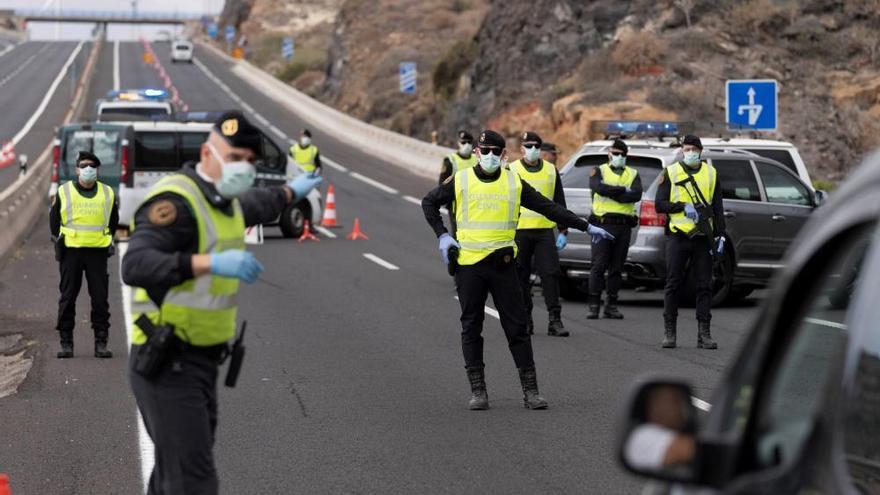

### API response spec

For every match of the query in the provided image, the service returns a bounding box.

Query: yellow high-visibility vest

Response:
[454,167,522,265]
[58,181,114,248]
[667,161,716,235]
[447,152,477,174]
[592,164,638,218]
[290,144,318,173]
[510,159,557,230]
[130,174,245,346]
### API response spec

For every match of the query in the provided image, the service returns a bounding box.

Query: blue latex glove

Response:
[684,203,699,221]
[287,173,323,201]
[587,224,615,243]
[555,233,567,251]
[438,233,460,264]
[210,250,265,284]
[715,236,725,255]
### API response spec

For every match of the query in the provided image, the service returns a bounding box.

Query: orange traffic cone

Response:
[297,220,320,243]
[346,217,370,240]
[0,473,11,495]
[320,184,340,228]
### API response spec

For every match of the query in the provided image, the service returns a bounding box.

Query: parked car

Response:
[617,148,880,495]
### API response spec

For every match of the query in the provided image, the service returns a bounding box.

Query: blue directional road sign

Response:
[399,62,417,94]
[282,37,295,59]
[726,79,778,131]
[225,25,235,43]
[207,23,218,39]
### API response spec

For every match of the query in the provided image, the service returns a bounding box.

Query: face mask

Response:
[524,147,540,162]
[79,166,97,183]
[209,143,256,199]
[610,154,626,169]
[479,152,502,174]
[683,151,701,167]
[300,137,311,147]
[458,143,473,156]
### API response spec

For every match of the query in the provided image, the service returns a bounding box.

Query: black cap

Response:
[302,129,312,138]
[457,130,474,143]
[540,141,558,152]
[213,110,263,157]
[478,130,506,149]
[610,139,628,155]
[76,150,101,167]
[520,131,542,146]
[682,134,703,149]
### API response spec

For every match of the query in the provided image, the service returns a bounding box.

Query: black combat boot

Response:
[466,367,489,410]
[547,309,569,337]
[57,331,73,359]
[518,367,548,410]
[603,295,624,319]
[661,316,677,349]
[586,293,601,320]
[697,320,717,350]
[525,313,534,335]
[94,330,113,358]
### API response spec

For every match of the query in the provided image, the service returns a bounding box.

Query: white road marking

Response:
[113,40,120,91]
[363,253,400,271]
[252,113,270,126]
[350,172,399,195]
[402,195,421,206]
[0,42,15,59]
[453,296,500,320]
[804,317,847,330]
[268,124,287,140]
[11,41,84,146]
[320,157,348,172]
[240,102,255,114]
[313,225,337,239]
[0,43,50,89]
[117,243,155,492]
[691,396,712,412]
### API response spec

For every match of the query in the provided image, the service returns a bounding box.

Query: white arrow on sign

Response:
[737,87,763,126]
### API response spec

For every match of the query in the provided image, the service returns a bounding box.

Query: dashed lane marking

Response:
[313,225,337,239]
[350,172,399,195]
[453,296,500,320]
[320,157,348,173]
[691,396,712,412]
[363,253,400,271]
[402,195,421,206]
[804,317,847,330]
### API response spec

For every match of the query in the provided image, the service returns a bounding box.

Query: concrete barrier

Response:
[197,41,454,180]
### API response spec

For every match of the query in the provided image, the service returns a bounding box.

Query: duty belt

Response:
[590,214,636,226]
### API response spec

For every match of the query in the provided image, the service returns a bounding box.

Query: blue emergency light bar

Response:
[105,89,169,101]
[591,120,695,139]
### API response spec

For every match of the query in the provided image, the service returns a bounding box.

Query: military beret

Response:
[457,130,474,143]
[213,110,263,157]
[301,128,312,138]
[76,150,101,167]
[520,131,542,146]
[611,139,629,155]
[478,130,506,149]
[682,134,703,149]
[540,141,558,152]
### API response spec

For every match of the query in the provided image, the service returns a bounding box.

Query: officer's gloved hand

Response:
[715,236,725,255]
[210,250,265,283]
[684,203,699,221]
[555,232,567,251]
[287,174,323,201]
[438,233,460,264]
[587,224,615,243]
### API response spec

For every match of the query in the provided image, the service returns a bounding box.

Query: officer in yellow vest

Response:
[123,112,322,494]
[510,131,569,337]
[438,130,478,236]
[288,128,322,175]
[539,141,559,170]
[50,151,119,359]
[422,130,612,411]
[655,135,725,349]
[587,139,642,320]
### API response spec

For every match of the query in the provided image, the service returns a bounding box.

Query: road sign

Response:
[399,62,417,94]
[207,23,217,39]
[282,37,294,59]
[225,25,235,43]
[726,79,778,131]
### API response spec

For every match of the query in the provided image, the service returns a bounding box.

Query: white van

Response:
[171,40,193,63]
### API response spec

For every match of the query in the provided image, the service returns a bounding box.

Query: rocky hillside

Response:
[218,0,880,182]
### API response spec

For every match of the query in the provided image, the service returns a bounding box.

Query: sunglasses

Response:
[523,143,540,150]
[479,146,503,156]
[609,151,625,156]
[76,162,97,168]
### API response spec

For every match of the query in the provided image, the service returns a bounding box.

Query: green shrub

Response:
[432,39,478,100]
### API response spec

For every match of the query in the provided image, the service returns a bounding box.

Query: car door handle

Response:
[772,214,786,222]
[723,211,736,218]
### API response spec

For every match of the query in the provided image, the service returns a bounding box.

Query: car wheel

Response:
[680,249,734,307]
[727,287,754,304]
[279,202,307,238]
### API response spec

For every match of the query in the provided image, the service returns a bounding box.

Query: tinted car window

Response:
[134,132,178,171]
[64,130,120,169]
[756,162,811,206]
[260,135,285,172]
[562,154,662,190]
[745,149,798,175]
[713,159,761,201]
[180,132,208,164]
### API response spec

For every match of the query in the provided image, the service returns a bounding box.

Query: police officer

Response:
[439,130,478,236]
[123,111,322,494]
[510,131,569,337]
[288,128,322,175]
[540,141,559,169]
[422,130,613,411]
[587,139,642,320]
[50,150,119,359]
[655,135,725,349]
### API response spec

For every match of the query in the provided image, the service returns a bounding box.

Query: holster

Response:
[447,246,460,277]
[133,315,178,380]
[487,247,516,270]
[54,235,66,262]
[224,321,247,388]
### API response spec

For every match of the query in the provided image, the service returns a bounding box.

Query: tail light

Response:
[51,144,60,182]
[640,200,666,227]
[120,144,130,183]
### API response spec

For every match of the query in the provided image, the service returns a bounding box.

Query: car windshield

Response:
[63,130,120,169]
[562,154,663,191]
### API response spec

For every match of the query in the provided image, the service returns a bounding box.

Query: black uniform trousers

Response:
[664,234,713,322]
[130,346,221,495]
[455,254,535,370]
[56,247,110,342]
[589,224,632,299]
[515,228,561,315]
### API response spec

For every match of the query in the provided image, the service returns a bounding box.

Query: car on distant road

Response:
[170,40,194,63]
[616,148,880,495]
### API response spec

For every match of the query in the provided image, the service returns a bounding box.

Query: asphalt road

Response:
[0,41,766,494]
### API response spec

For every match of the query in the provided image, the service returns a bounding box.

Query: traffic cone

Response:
[297,220,320,243]
[0,473,11,495]
[321,184,340,228]
[346,218,370,240]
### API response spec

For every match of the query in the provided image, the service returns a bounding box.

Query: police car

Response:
[95,89,175,122]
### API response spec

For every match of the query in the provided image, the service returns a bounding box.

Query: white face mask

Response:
[683,151,701,167]
[524,146,540,162]
[458,142,473,156]
[610,154,626,169]
[208,143,256,199]
[78,165,98,183]
[479,152,502,174]
[300,137,311,147]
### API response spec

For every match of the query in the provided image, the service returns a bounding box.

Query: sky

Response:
[0,0,224,40]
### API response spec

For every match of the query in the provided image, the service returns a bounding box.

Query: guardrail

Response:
[197,41,453,180]
[14,9,204,21]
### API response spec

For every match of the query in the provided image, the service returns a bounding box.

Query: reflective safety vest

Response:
[130,174,245,346]
[510,159,556,230]
[58,181,114,248]
[592,164,638,218]
[447,152,477,174]
[666,161,716,235]
[289,144,318,173]
[454,167,522,266]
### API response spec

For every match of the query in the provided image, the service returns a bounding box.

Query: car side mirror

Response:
[619,380,699,484]
[813,189,828,207]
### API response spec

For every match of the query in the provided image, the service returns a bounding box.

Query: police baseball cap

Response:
[478,130,506,150]
[76,151,101,167]
[213,110,263,157]
[610,139,628,155]
[682,134,703,149]
[457,130,474,143]
[520,131,542,146]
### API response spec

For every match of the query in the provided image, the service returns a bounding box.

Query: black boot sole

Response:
[661,342,676,349]
[57,352,74,359]
[586,314,599,320]
[523,400,548,410]
[548,331,570,337]
[697,343,718,350]
[603,314,624,319]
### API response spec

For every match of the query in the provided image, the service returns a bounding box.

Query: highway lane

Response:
[0,40,764,494]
